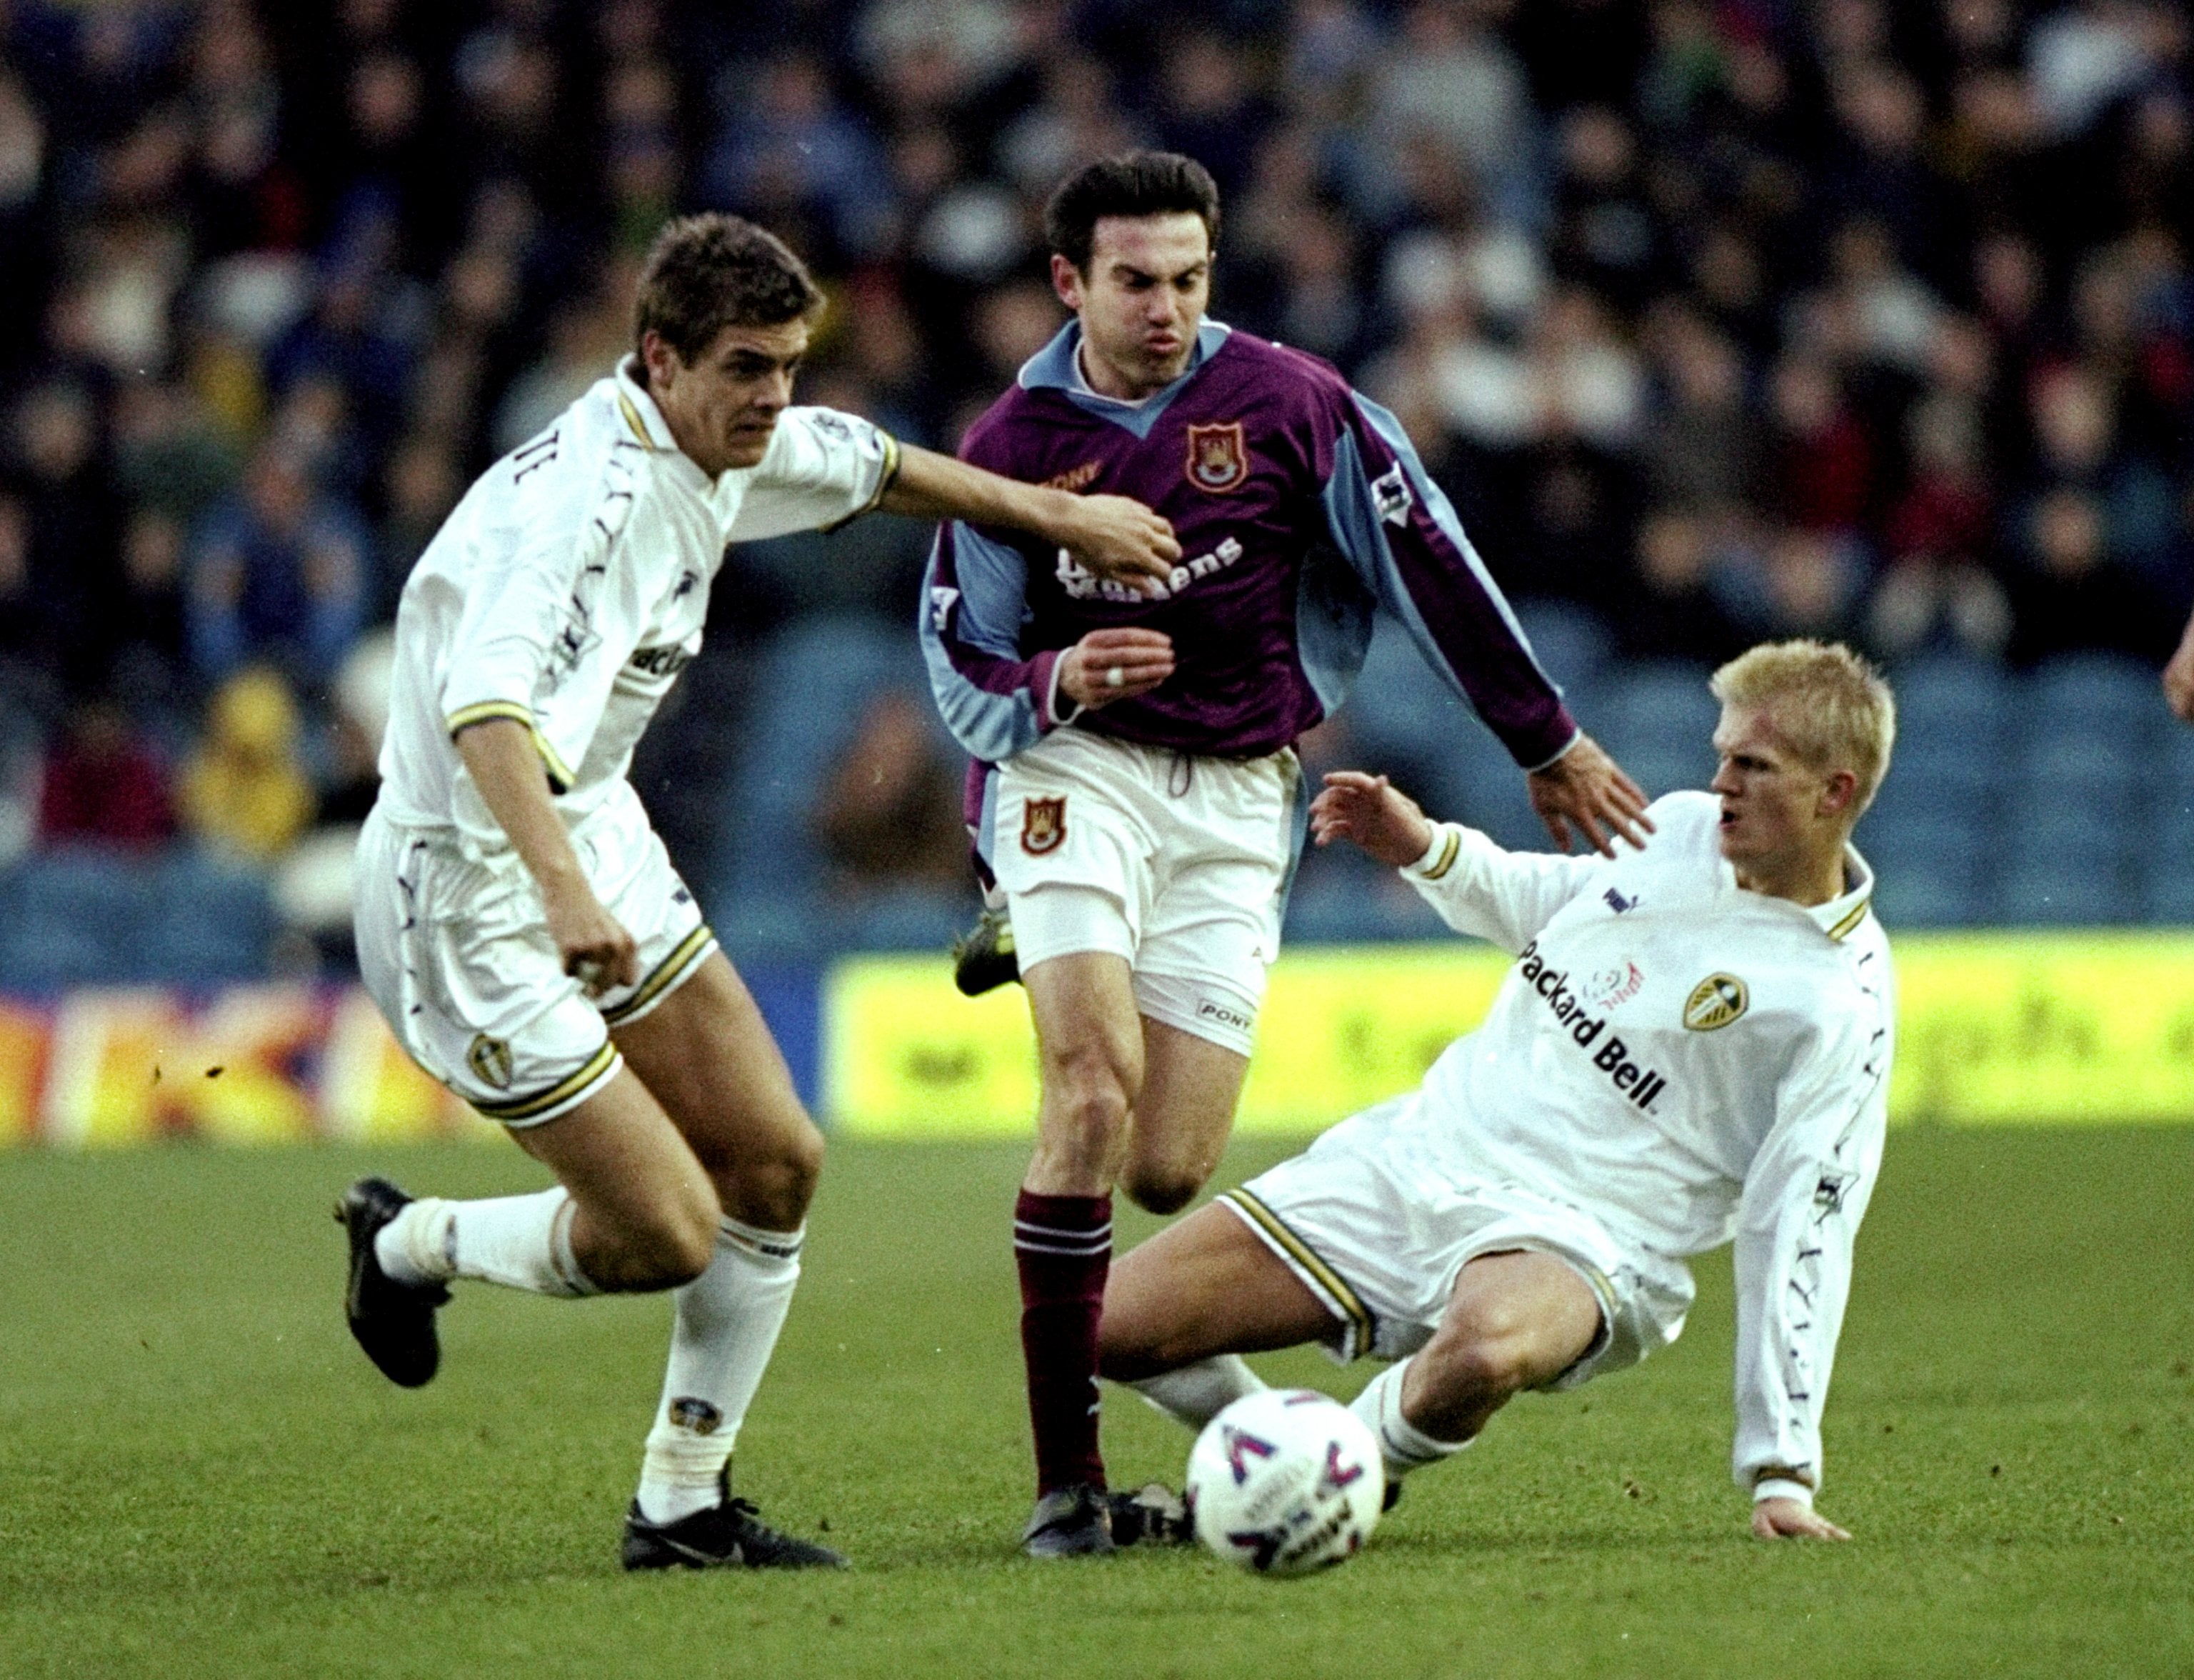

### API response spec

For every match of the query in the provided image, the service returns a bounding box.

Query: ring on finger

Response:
[1106,664,1124,689]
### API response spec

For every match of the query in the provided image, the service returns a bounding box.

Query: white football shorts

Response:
[354,784,717,1126]
[986,728,1303,1057]
[1219,1094,1696,1376]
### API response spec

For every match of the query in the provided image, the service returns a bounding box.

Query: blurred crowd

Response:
[0,0,2190,954]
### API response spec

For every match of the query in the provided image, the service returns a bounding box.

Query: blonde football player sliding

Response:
[339,214,1179,1570]
[1098,641,1895,1543]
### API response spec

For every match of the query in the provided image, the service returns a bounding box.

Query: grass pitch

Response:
[1,1126,2190,1679]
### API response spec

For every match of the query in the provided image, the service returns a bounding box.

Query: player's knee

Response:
[1121,1162,1203,1216]
[1046,1041,1135,1140]
[624,1186,721,1288]
[727,1114,824,1229]
[1431,1330,1538,1406]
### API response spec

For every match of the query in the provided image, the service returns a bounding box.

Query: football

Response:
[1185,1389,1386,1576]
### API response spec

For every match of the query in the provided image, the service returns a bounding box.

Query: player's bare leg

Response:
[1013,949,1145,1553]
[1351,1251,1601,1486]
[1101,1201,1338,1378]
[1014,953,1264,1552]
[600,950,842,1566]
[1119,1019,1246,1215]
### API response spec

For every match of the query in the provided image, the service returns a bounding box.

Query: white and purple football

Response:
[1185,1388,1385,1576]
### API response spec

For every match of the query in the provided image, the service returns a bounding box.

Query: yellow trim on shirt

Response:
[445,703,576,795]
[446,701,536,734]
[615,389,658,450]
[472,1041,620,1122]
[1825,899,1870,942]
[1418,827,1463,882]
[818,426,903,534]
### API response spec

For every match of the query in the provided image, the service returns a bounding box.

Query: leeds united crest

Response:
[1683,973,1750,1031]
[466,1033,515,1091]
[1184,421,1248,493]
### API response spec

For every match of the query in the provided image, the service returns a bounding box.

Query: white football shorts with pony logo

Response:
[354,781,716,1126]
[984,726,1303,1056]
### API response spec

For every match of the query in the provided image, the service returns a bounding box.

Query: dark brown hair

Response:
[632,213,823,362]
[1043,151,1222,274]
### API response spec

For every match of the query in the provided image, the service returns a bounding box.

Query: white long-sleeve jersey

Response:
[1393,791,1892,1502]
[379,356,898,850]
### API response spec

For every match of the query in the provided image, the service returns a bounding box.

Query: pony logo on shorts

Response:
[1185,421,1248,493]
[1683,973,1750,1031]
[1021,795,1067,855]
[466,1033,515,1091]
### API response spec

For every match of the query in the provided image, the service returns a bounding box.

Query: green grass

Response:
[1,1127,2190,1679]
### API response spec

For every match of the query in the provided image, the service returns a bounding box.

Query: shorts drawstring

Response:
[1168,751,1193,798]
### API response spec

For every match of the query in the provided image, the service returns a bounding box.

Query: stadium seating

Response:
[2,649,2186,991]
[0,846,275,987]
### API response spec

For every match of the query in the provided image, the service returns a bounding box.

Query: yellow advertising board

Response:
[825,933,2194,1137]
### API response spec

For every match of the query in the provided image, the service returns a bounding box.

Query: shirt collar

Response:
[1016,318,1233,397]
[1716,840,1875,941]
[613,355,681,452]
[1807,845,1875,942]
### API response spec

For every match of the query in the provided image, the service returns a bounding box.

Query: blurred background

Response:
[0,0,2189,1004]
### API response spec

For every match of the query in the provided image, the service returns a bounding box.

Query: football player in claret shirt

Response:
[1101,642,1895,1545]
[336,214,1178,1571]
[918,151,1653,1555]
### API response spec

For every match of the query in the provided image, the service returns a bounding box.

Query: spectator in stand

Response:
[186,441,366,686]
[1768,355,1874,532]
[36,695,174,851]
[1614,507,1746,665]
[112,507,191,709]
[10,379,119,692]
[813,691,968,895]
[178,664,315,863]
[2008,485,2172,664]
[1868,394,2012,659]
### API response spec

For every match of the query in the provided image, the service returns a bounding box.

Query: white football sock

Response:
[1349,1359,1471,1482]
[1127,1356,1267,1431]
[636,1215,804,1524]
[374,1189,598,1297]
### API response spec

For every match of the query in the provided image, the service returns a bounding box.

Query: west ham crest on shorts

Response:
[1185,421,1248,494]
[1021,795,1067,855]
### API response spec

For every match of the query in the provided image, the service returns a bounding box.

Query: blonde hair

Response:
[1710,640,1896,814]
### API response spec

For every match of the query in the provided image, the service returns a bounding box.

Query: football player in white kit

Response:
[1096,641,1895,1543]
[337,214,1181,1569]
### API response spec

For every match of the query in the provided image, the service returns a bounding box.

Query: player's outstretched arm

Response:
[1752,1497,1850,1541]
[454,719,638,994]
[1526,733,1653,857]
[2165,605,2194,722]
[882,444,1179,595]
[1309,771,1434,867]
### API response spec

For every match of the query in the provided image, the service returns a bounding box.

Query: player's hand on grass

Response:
[543,882,639,996]
[1051,493,1181,596]
[1751,1497,1850,1541]
[1060,627,1175,709]
[1527,733,1653,858]
[2165,609,2194,721]
[1310,771,1435,868]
